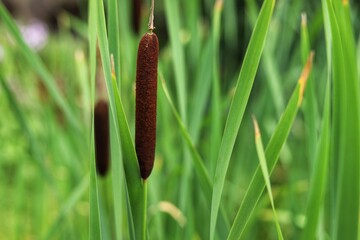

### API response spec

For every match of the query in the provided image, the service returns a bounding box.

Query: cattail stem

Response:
[148,0,155,31]
[142,180,148,240]
[137,2,157,238]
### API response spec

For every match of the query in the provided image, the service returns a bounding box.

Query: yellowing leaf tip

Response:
[215,0,224,11]
[110,54,116,78]
[298,51,314,106]
[252,115,261,139]
[301,13,307,28]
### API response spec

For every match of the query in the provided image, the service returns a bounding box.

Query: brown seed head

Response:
[135,32,159,179]
[94,100,110,176]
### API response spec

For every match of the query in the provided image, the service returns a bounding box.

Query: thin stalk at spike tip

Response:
[148,0,155,31]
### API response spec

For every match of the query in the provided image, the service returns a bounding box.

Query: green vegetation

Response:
[0,0,359,239]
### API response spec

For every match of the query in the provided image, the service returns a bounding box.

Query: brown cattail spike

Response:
[94,100,110,176]
[135,32,159,179]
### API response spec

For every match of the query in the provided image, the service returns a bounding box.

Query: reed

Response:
[0,0,359,239]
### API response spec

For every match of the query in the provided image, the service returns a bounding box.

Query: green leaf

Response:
[88,0,102,238]
[227,53,314,239]
[160,73,230,238]
[252,117,284,240]
[210,0,275,238]
[164,0,187,121]
[300,13,319,166]
[107,0,121,87]
[160,74,212,200]
[107,0,128,239]
[112,74,144,239]
[300,79,331,240]
[210,1,223,177]
[90,138,102,240]
[324,0,360,238]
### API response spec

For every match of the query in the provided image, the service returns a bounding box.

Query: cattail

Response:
[135,29,159,179]
[94,100,110,176]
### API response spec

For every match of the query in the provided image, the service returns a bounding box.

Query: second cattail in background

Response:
[135,31,159,179]
[94,100,110,176]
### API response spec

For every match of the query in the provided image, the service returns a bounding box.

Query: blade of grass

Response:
[75,50,91,133]
[0,2,79,129]
[252,116,284,240]
[142,181,148,240]
[95,0,146,236]
[300,13,319,167]
[108,0,121,87]
[188,39,212,142]
[210,0,223,177]
[88,0,101,238]
[111,73,144,239]
[107,0,128,239]
[227,53,314,239]
[160,73,212,199]
[90,138,102,240]
[109,113,128,240]
[164,1,192,238]
[320,0,335,232]
[184,0,201,70]
[246,0,284,117]
[160,73,230,238]
[117,0,134,87]
[164,0,190,210]
[325,0,360,238]
[164,0,187,121]
[210,0,275,238]
[98,185,112,240]
[300,79,330,240]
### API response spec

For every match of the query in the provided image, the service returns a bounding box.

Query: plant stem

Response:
[142,180,148,240]
[148,0,155,31]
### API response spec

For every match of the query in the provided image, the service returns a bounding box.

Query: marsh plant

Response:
[0,0,359,239]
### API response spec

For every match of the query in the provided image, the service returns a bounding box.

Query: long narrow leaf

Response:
[300,13,318,166]
[210,0,223,176]
[160,73,230,238]
[88,0,101,238]
[325,0,360,238]
[252,117,284,240]
[227,53,314,239]
[112,74,144,239]
[210,0,275,238]
[300,80,330,240]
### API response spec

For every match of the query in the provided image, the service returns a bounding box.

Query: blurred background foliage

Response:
[0,0,359,239]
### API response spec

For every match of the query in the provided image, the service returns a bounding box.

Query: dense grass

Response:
[0,0,360,239]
